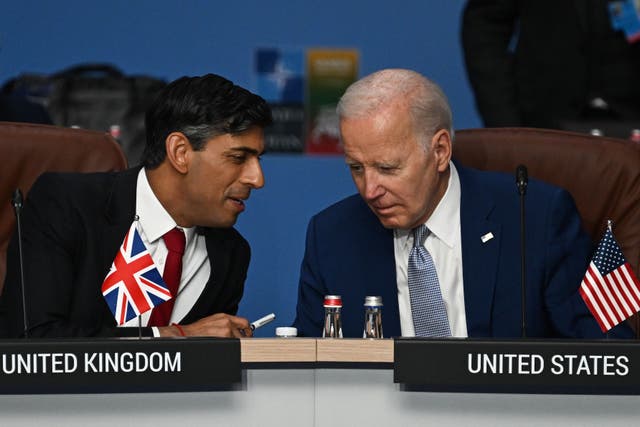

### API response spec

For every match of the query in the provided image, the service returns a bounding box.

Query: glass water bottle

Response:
[363,296,383,338]
[323,295,343,338]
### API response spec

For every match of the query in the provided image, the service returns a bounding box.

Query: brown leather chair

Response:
[453,127,640,333]
[0,121,127,291]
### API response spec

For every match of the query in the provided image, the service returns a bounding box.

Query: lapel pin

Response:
[481,232,494,243]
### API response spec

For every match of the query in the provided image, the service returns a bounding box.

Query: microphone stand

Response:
[516,165,528,338]
[12,189,29,338]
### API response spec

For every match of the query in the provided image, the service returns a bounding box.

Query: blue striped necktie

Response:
[407,225,451,337]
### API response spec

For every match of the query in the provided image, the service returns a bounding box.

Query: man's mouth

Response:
[228,196,247,211]
[371,204,395,215]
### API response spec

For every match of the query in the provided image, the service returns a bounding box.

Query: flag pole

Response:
[606,219,612,340]
[135,215,143,340]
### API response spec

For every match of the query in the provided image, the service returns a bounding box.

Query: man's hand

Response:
[158,313,252,338]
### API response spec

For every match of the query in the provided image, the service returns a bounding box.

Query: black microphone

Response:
[516,164,528,196]
[515,165,528,338]
[11,189,29,338]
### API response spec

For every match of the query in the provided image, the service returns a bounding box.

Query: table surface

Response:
[240,337,394,363]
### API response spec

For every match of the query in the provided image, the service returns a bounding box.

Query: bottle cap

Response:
[323,295,342,307]
[275,327,297,337]
[364,296,383,307]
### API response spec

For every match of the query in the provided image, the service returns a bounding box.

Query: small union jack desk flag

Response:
[579,226,640,332]
[102,222,172,325]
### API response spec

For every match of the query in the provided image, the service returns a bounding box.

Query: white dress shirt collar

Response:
[135,168,195,245]
[425,162,461,248]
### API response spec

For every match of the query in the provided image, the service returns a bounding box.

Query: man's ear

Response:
[165,132,191,174]
[430,129,452,172]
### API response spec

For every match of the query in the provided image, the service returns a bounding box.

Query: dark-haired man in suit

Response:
[1,73,272,338]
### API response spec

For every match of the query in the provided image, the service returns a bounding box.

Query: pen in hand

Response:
[250,313,276,331]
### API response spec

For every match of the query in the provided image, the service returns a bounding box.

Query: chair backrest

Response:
[0,121,127,290]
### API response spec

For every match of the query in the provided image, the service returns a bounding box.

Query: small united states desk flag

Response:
[579,226,640,332]
[102,222,172,325]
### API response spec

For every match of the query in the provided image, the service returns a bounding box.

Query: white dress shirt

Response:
[394,162,468,337]
[119,169,210,331]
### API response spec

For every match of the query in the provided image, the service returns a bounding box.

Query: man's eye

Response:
[230,154,247,163]
[348,164,363,174]
[378,166,397,174]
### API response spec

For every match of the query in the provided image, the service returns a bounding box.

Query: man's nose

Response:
[242,158,265,189]
[362,170,384,200]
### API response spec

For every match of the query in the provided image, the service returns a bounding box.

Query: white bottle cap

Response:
[275,327,298,337]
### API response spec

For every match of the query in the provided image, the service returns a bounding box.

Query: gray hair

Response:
[336,69,453,149]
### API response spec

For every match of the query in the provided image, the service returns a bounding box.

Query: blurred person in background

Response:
[461,0,640,137]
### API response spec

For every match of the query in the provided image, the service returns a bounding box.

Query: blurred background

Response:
[0,0,482,336]
[0,0,479,126]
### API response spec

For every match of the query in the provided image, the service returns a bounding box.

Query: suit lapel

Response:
[457,165,501,337]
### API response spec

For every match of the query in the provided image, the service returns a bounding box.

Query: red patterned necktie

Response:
[148,228,186,326]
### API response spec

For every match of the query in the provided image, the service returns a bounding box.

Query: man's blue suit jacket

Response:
[293,163,632,338]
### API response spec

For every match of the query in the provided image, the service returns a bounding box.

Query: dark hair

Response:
[142,73,272,168]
